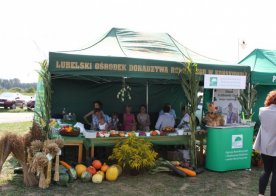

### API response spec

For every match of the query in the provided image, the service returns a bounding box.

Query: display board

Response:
[213,89,241,124]
[204,74,246,89]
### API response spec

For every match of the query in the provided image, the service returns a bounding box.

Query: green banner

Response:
[49,52,249,80]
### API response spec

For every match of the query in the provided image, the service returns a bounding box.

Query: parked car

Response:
[27,99,35,108]
[0,92,25,109]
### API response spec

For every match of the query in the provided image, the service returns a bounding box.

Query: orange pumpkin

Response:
[101,163,109,172]
[92,160,102,170]
[87,166,97,175]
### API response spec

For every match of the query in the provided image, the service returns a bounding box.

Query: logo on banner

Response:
[209,77,218,86]
[273,75,276,83]
[232,135,243,149]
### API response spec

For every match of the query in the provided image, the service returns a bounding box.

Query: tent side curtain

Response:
[49,52,250,81]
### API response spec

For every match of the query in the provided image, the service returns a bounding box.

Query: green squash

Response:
[67,168,77,182]
[57,173,69,186]
[81,171,92,182]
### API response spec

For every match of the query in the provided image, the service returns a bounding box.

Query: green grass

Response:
[0,121,32,136]
[0,122,262,195]
[0,108,33,113]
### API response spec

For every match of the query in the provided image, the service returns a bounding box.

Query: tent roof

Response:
[49,28,249,81]
[61,27,225,64]
[239,49,276,85]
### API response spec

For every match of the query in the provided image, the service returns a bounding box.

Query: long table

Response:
[52,135,84,163]
[52,131,207,163]
[83,135,204,159]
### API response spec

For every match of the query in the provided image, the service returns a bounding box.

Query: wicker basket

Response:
[59,129,80,137]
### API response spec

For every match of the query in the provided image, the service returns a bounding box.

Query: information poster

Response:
[204,74,246,89]
[213,89,241,124]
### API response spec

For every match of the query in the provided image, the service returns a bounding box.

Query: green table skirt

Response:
[52,134,207,150]
[83,135,191,149]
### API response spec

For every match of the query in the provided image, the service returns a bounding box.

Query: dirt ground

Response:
[0,156,264,196]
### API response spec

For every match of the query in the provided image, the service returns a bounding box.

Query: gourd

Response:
[176,166,196,177]
[75,164,87,178]
[68,168,77,181]
[92,160,102,170]
[81,171,92,182]
[57,173,69,186]
[92,173,103,183]
[101,163,109,172]
[97,171,105,180]
[111,164,122,176]
[106,166,119,181]
[87,166,97,175]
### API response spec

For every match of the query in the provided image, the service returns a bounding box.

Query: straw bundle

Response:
[44,142,59,185]
[0,133,38,186]
[31,152,48,189]
[54,138,64,181]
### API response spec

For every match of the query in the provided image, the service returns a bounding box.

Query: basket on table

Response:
[59,127,80,137]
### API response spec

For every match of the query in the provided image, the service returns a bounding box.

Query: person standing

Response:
[137,104,151,131]
[155,104,175,130]
[159,103,176,119]
[177,106,190,129]
[253,90,276,196]
[123,105,136,131]
[83,101,110,129]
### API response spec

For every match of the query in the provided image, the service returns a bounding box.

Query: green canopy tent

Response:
[47,28,250,125]
[239,49,276,122]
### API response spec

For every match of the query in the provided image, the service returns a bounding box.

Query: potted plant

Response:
[252,150,263,167]
[238,78,257,125]
[109,135,157,175]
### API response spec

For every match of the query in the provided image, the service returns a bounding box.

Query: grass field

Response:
[0,122,264,196]
[0,107,33,113]
[0,121,32,135]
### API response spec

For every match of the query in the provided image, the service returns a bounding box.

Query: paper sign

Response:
[204,74,246,89]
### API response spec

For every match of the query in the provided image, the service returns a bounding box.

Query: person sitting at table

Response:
[83,100,102,125]
[123,105,136,131]
[98,115,108,131]
[159,103,176,119]
[155,104,175,130]
[86,108,111,130]
[137,104,150,131]
[110,112,120,130]
[177,106,190,129]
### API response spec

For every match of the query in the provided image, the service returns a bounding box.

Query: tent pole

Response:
[146,81,149,112]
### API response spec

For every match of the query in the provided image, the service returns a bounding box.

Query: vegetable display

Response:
[149,158,198,178]
[75,164,87,178]
[106,166,119,181]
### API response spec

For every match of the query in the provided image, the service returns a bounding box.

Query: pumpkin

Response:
[111,164,122,176]
[97,171,105,180]
[81,171,92,182]
[87,166,97,175]
[92,160,102,170]
[92,173,103,183]
[106,166,119,181]
[75,164,87,178]
[101,163,109,172]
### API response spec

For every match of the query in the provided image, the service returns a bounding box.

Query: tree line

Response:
[0,78,37,93]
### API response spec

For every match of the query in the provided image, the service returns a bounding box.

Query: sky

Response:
[1,0,276,83]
